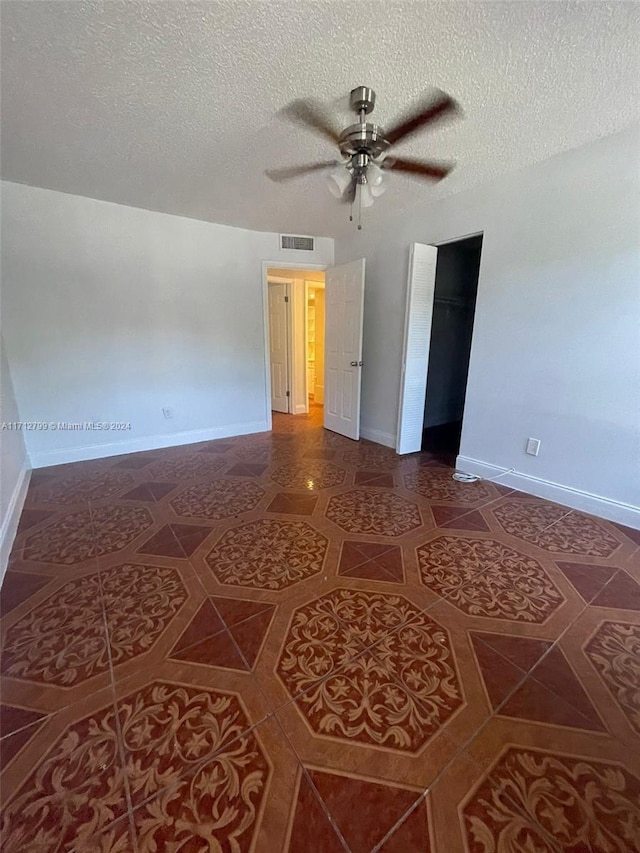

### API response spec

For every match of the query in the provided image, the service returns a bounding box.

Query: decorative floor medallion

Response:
[29,470,134,505]
[493,500,620,557]
[271,460,346,490]
[404,470,493,504]
[2,564,187,685]
[417,535,564,622]
[326,490,421,536]
[170,478,265,519]
[205,519,328,590]
[585,621,640,735]
[463,747,640,853]
[276,589,462,752]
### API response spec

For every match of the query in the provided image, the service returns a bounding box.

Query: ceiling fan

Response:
[266,86,462,228]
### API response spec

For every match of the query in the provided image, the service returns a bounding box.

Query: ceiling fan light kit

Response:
[267,85,461,228]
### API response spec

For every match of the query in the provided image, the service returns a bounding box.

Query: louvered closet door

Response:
[396,243,438,454]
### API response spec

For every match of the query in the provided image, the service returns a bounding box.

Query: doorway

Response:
[266,267,326,419]
[422,235,482,460]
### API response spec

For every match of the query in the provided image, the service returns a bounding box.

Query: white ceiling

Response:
[2,1,638,238]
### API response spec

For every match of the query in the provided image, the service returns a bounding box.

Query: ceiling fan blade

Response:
[278,99,341,144]
[382,157,454,181]
[384,91,460,147]
[265,161,337,182]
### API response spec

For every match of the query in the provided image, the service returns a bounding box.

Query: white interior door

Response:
[268,282,290,413]
[324,258,365,439]
[396,243,438,454]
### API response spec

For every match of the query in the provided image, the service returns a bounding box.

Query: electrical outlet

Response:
[162,407,174,420]
[526,437,541,456]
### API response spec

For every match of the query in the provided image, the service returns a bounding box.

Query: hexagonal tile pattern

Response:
[2,564,187,685]
[585,621,640,735]
[342,445,401,470]
[149,452,226,481]
[1,682,270,852]
[30,470,134,505]
[205,519,328,590]
[170,478,265,520]
[417,535,564,622]
[23,504,153,565]
[326,490,421,537]
[462,747,640,852]
[270,460,346,490]
[276,589,462,752]
[404,469,493,504]
[493,500,620,557]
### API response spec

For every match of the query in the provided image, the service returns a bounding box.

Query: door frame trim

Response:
[262,261,328,432]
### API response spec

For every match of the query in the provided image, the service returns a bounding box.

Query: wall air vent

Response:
[280,234,315,251]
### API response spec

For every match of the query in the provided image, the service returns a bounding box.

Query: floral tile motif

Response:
[0,700,127,851]
[462,747,640,853]
[276,589,462,752]
[585,621,640,735]
[29,471,134,505]
[149,453,226,481]
[326,490,421,537]
[205,519,328,590]
[102,564,189,665]
[2,564,187,686]
[417,535,564,623]
[2,572,109,685]
[117,681,270,814]
[170,478,265,520]
[404,470,493,505]
[23,504,153,565]
[342,445,401,470]
[270,460,346,490]
[493,501,620,557]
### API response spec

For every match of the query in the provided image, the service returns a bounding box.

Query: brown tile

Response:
[309,768,423,853]
[169,523,213,555]
[136,525,185,558]
[267,492,319,515]
[198,440,235,453]
[227,462,268,477]
[470,634,529,709]
[168,629,248,671]
[612,522,640,547]
[211,595,275,629]
[0,570,53,616]
[16,508,56,534]
[304,448,336,460]
[437,508,491,532]
[554,560,617,602]
[227,607,276,668]
[120,481,177,501]
[377,798,431,852]
[472,632,552,673]
[501,672,605,733]
[338,541,404,583]
[591,571,640,610]
[288,771,348,852]
[354,471,395,488]
[528,647,606,730]
[169,599,226,654]
[112,453,159,469]
[0,717,47,768]
[1,703,48,737]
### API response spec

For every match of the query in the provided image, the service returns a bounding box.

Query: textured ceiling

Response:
[2,1,638,238]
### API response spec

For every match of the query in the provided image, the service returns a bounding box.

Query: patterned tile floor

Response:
[1,405,640,851]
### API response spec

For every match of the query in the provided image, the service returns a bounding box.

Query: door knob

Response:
[350,361,358,366]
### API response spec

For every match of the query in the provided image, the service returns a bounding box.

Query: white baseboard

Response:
[360,426,396,449]
[456,455,640,529]
[294,404,307,415]
[1,465,31,581]
[29,421,269,469]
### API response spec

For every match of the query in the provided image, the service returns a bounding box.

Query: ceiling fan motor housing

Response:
[340,87,389,167]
